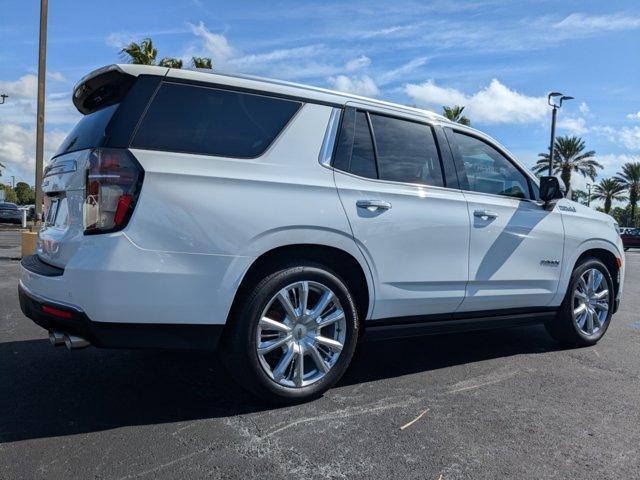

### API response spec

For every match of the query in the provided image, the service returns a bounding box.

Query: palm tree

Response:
[616,162,640,226]
[571,189,588,205]
[591,178,627,214]
[442,105,470,126]
[533,136,601,194]
[158,57,183,68]
[121,38,157,65]
[191,57,213,69]
[0,161,5,177]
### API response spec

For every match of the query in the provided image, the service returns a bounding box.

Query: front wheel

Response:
[546,257,613,346]
[222,265,359,403]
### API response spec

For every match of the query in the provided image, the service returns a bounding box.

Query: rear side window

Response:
[369,114,444,186]
[55,104,119,156]
[350,111,377,179]
[132,83,302,158]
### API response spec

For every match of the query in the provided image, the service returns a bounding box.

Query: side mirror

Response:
[539,176,564,202]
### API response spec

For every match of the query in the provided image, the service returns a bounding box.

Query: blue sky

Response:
[1,0,639,196]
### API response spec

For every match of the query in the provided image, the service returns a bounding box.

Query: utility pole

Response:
[34,0,48,224]
[11,176,15,189]
[547,92,573,176]
[586,183,592,207]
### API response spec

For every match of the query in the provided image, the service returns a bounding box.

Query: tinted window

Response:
[452,131,530,199]
[132,83,301,158]
[349,111,377,178]
[55,104,119,156]
[369,114,443,186]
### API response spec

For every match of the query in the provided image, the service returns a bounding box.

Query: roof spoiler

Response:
[72,64,168,115]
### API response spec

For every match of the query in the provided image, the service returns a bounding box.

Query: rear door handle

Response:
[473,209,498,219]
[357,200,392,211]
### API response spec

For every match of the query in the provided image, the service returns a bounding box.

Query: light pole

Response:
[11,176,15,189]
[547,92,574,176]
[586,183,592,207]
[34,0,48,225]
[0,94,8,104]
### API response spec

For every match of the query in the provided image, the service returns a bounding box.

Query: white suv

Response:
[19,64,624,402]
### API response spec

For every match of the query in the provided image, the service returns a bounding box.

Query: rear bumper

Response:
[18,281,224,350]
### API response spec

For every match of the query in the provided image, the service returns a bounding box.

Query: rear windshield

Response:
[0,203,18,210]
[55,103,119,157]
[131,83,302,158]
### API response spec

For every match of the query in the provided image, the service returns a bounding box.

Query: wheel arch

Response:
[226,243,374,331]
[575,248,620,299]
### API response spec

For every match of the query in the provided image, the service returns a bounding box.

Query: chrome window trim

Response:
[318,107,342,167]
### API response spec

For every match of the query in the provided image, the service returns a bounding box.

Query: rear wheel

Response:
[222,264,359,403]
[546,257,613,346]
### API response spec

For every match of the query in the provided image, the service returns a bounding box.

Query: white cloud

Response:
[627,111,640,121]
[344,55,371,72]
[557,116,589,135]
[579,102,590,115]
[328,75,379,97]
[405,79,546,124]
[188,22,236,66]
[619,126,640,150]
[595,125,640,151]
[106,31,136,49]
[47,71,66,82]
[232,45,325,69]
[0,123,67,175]
[553,12,640,33]
[0,75,37,100]
[378,56,428,86]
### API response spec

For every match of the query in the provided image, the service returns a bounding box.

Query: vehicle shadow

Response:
[0,324,561,443]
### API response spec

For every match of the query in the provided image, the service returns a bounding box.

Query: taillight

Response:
[84,148,143,234]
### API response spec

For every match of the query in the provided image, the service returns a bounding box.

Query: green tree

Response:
[158,57,183,68]
[121,38,158,65]
[591,178,627,214]
[14,182,35,205]
[0,184,18,203]
[615,162,640,227]
[533,136,601,194]
[571,189,588,205]
[191,57,213,69]
[442,105,470,126]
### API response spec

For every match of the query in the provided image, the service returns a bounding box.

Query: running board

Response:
[363,311,556,341]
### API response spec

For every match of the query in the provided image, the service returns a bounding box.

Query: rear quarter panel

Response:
[125,103,375,321]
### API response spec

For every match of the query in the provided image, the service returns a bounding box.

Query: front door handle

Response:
[473,209,498,220]
[357,200,392,211]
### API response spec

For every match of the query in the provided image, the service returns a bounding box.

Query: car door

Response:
[332,105,469,320]
[444,128,565,312]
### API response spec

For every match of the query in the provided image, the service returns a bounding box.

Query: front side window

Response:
[452,131,530,199]
[132,83,301,158]
[369,114,444,186]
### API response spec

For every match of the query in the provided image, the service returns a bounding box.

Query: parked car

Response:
[19,64,625,403]
[0,202,22,224]
[620,228,640,251]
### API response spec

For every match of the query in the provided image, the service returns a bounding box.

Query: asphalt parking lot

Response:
[1,229,639,479]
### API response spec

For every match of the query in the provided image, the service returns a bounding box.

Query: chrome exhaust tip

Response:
[63,334,90,350]
[49,330,65,346]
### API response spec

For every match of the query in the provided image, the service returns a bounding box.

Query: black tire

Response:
[221,264,359,403]
[545,257,614,347]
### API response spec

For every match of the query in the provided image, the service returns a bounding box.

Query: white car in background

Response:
[19,64,624,402]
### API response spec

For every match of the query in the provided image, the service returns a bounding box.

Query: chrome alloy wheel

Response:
[256,281,346,388]
[572,268,610,336]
